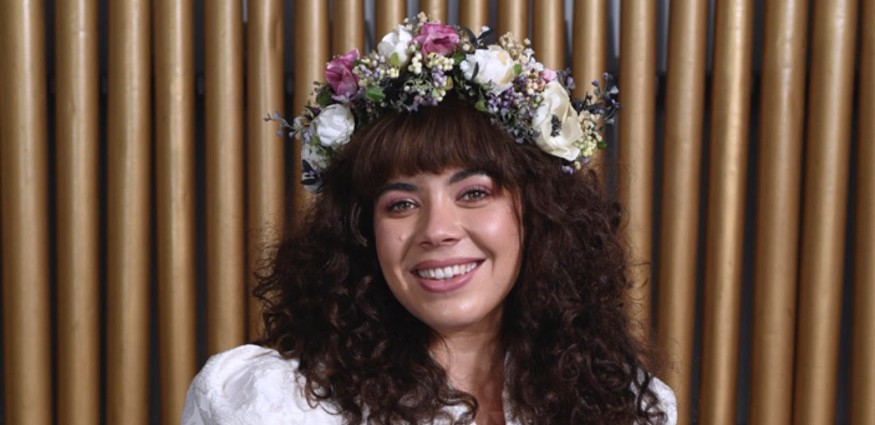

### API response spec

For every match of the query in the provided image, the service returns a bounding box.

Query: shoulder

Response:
[641,374,678,425]
[181,344,342,425]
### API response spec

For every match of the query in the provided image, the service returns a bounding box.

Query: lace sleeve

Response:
[180,345,341,425]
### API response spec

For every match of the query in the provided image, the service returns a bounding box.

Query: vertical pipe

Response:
[851,1,875,423]
[699,1,754,423]
[749,0,808,423]
[55,1,101,424]
[375,0,407,38]
[247,0,286,340]
[794,0,858,423]
[205,0,247,354]
[0,1,52,424]
[571,0,606,178]
[618,0,657,339]
[498,0,527,41]
[420,0,447,22]
[293,1,329,216]
[154,0,196,422]
[333,0,365,54]
[532,0,564,70]
[656,1,708,423]
[459,0,489,30]
[106,0,152,423]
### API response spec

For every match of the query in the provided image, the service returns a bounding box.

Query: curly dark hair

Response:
[255,99,667,424]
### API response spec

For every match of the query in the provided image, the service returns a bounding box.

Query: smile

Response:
[414,262,479,280]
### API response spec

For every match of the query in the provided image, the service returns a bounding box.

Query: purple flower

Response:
[540,68,557,83]
[412,23,460,55]
[325,49,360,100]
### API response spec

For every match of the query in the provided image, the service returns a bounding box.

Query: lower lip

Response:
[414,263,480,293]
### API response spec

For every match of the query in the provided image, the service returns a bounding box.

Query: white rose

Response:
[532,81,583,161]
[460,46,516,94]
[377,26,413,67]
[313,104,354,147]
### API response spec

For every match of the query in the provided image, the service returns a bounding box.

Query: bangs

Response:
[344,100,523,199]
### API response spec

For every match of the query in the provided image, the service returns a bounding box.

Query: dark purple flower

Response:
[325,49,360,100]
[412,23,460,55]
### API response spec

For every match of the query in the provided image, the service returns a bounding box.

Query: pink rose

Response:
[540,68,557,82]
[325,49,360,100]
[412,23,459,55]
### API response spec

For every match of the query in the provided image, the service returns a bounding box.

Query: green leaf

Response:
[453,53,465,65]
[365,86,385,102]
[514,64,522,76]
[316,89,332,106]
[475,99,488,112]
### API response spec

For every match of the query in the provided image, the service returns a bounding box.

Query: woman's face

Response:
[373,168,522,336]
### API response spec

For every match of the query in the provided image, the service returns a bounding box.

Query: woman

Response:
[183,15,676,425]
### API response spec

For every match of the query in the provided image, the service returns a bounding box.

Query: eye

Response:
[458,186,491,202]
[386,199,418,213]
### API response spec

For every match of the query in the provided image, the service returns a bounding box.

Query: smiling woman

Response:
[181,16,675,425]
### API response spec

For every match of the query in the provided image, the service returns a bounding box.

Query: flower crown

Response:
[270,13,619,192]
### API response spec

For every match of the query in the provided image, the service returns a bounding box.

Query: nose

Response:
[418,200,462,247]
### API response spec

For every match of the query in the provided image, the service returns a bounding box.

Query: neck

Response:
[430,326,506,424]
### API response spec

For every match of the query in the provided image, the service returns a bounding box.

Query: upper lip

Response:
[410,257,483,271]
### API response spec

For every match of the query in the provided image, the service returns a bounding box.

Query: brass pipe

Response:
[0,0,52,423]
[749,0,808,423]
[332,0,365,54]
[55,0,101,424]
[375,0,406,38]
[656,1,708,423]
[106,0,152,423]
[154,0,197,422]
[793,0,858,422]
[699,1,754,423]
[247,0,286,340]
[618,0,657,340]
[851,1,875,422]
[459,0,489,30]
[498,0,527,41]
[205,0,247,354]
[532,0,564,70]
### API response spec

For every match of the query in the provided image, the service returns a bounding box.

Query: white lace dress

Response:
[181,344,678,425]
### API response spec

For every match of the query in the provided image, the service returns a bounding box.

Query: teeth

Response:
[416,262,477,280]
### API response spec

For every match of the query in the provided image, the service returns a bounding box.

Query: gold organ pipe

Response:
[420,0,447,22]
[106,0,152,423]
[656,0,708,423]
[749,0,808,423]
[247,0,286,340]
[699,1,754,423]
[793,0,858,422]
[851,0,875,422]
[55,0,101,424]
[571,0,606,179]
[0,0,52,424]
[333,0,365,54]
[498,0,528,41]
[618,0,657,339]
[532,0,564,70]
[294,0,329,215]
[205,0,247,354]
[459,0,489,30]
[155,0,197,422]
[376,0,407,38]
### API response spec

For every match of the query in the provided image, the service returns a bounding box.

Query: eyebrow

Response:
[375,169,489,198]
